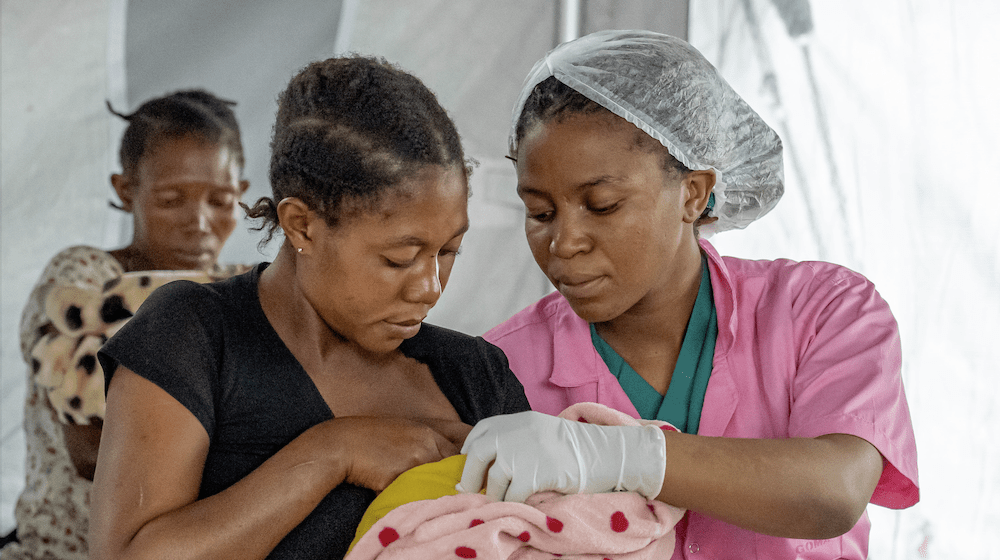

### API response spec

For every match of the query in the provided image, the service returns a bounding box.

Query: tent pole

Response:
[558,0,582,45]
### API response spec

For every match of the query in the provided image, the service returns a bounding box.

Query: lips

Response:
[166,248,214,269]
[172,243,216,259]
[554,274,607,299]
[556,272,601,286]
[390,318,424,327]
[177,249,213,259]
[384,317,425,339]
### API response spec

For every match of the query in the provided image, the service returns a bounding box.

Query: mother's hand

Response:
[92,370,461,560]
[411,417,474,448]
[330,416,461,492]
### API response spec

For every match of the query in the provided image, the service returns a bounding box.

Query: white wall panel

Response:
[691,1,1000,557]
[0,0,692,537]
[1,0,117,533]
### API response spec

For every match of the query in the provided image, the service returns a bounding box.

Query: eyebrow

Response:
[385,221,470,248]
[150,181,241,191]
[517,175,620,197]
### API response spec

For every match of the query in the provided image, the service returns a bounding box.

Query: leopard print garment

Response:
[3,246,250,559]
[3,246,120,560]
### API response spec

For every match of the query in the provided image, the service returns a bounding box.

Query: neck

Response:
[593,239,704,390]
[110,245,157,273]
[258,242,385,366]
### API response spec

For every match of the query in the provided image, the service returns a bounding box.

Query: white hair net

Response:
[510,30,784,234]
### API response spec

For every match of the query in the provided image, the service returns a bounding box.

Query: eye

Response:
[518,191,554,223]
[525,207,554,222]
[384,257,415,269]
[383,248,420,269]
[438,246,462,259]
[588,200,620,215]
[209,192,236,207]
[155,192,183,207]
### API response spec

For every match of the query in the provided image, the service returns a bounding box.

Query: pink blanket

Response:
[346,403,685,560]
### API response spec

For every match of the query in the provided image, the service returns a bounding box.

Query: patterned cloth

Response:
[346,403,685,560]
[3,247,121,560]
[2,246,248,560]
[1,381,92,560]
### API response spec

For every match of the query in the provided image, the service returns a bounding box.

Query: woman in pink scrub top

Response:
[457,30,918,559]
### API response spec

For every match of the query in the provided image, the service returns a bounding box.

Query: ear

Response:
[238,179,250,196]
[276,197,320,254]
[682,169,716,224]
[110,174,134,212]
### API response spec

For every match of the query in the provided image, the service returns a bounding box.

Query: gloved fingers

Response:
[456,435,497,494]
[458,418,489,455]
[484,459,513,502]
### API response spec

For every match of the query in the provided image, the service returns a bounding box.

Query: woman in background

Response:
[88,56,528,560]
[2,89,250,560]
[461,30,918,559]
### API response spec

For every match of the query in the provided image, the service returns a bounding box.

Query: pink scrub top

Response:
[485,239,919,560]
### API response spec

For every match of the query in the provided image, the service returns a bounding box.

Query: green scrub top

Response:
[590,255,718,434]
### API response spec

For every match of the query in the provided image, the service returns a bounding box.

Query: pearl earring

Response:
[297,247,303,253]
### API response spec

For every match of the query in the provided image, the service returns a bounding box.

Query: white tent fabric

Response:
[1,0,125,535]
[3,1,997,557]
[1,0,688,536]
[344,0,690,334]
[690,1,1000,557]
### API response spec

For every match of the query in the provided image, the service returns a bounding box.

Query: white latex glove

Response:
[456,411,667,503]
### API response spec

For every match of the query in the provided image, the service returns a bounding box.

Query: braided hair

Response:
[245,56,469,245]
[107,89,245,183]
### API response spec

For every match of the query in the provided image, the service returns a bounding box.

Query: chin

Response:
[562,296,622,324]
[358,340,405,357]
[173,253,216,270]
[356,330,410,355]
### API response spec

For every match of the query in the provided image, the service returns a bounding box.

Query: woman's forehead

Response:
[336,166,469,236]
[516,122,670,199]
[519,114,652,169]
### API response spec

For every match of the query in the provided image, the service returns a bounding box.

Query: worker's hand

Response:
[456,411,666,502]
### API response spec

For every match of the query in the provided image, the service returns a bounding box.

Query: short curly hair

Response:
[245,56,469,245]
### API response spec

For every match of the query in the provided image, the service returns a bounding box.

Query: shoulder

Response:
[723,252,871,288]
[137,264,261,315]
[137,277,223,316]
[704,239,881,307]
[408,323,530,418]
[36,245,124,286]
[127,271,257,342]
[722,254,889,317]
[23,245,124,324]
[20,246,124,360]
[485,291,573,343]
[98,270,262,404]
[406,322,506,366]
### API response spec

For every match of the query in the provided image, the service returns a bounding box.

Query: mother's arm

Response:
[62,420,102,480]
[89,367,456,560]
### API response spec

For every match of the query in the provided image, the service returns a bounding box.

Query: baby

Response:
[346,403,685,560]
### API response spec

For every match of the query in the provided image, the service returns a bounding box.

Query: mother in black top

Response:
[89,56,529,560]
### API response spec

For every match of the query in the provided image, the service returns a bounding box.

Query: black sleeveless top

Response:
[99,263,529,559]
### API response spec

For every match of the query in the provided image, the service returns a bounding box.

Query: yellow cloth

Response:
[348,454,467,553]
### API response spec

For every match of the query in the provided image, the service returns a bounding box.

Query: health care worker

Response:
[458,30,919,559]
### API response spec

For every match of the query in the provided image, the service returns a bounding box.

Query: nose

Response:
[404,255,443,305]
[187,201,213,233]
[549,211,590,259]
